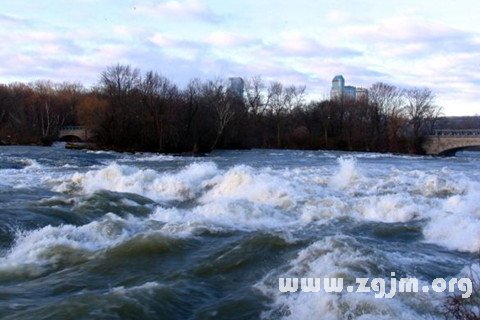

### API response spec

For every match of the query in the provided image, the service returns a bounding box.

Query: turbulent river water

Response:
[0,144,479,319]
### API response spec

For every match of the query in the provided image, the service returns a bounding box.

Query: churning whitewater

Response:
[0,145,478,319]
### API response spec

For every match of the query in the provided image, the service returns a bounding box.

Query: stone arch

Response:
[423,135,480,156]
[437,145,480,156]
[58,134,84,142]
[58,126,93,142]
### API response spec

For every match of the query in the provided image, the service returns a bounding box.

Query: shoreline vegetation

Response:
[0,64,447,155]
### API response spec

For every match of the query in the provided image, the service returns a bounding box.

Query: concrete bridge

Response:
[423,129,480,156]
[58,126,93,142]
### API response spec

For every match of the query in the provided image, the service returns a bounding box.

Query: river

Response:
[0,144,478,319]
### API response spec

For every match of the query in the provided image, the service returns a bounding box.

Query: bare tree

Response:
[369,82,405,119]
[285,85,306,111]
[267,82,306,147]
[0,85,8,126]
[34,81,65,142]
[404,87,442,137]
[99,65,142,148]
[182,79,203,151]
[245,76,269,118]
[141,71,178,150]
[369,82,407,150]
[55,82,84,125]
[101,64,141,97]
[404,87,442,152]
[201,80,235,150]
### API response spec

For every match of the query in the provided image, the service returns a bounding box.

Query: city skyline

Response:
[330,75,369,103]
[0,0,479,115]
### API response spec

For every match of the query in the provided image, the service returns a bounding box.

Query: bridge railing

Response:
[60,126,86,131]
[433,129,480,137]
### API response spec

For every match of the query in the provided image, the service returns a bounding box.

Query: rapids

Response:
[0,144,478,319]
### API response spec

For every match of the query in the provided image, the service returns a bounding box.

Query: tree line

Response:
[0,64,443,154]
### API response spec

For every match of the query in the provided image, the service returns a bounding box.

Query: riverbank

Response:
[3,139,426,157]
[0,141,438,157]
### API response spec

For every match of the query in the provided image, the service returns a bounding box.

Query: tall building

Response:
[228,77,245,98]
[330,75,344,100]
[330,75,367,103]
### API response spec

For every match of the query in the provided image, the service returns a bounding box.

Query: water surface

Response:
[0,145,478,319]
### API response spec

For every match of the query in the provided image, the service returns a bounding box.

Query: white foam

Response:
[423,185,480,252]
[0,213,144,274]
[414,169,469,198]
[0,198,299,276]
[49,155,480,253]
[55,162,218,202]
[127,154,177,162]
[20,158,43,170]
[110,281,162,295]
[86,150,116,155]
[300,197,347,222]
[259,237,432,320]
[151,201,297,231]
[56,162,299,216]
[0,158,59,189]
[200,165,296,209]
[329,157,362,190]
[354,194,420,223]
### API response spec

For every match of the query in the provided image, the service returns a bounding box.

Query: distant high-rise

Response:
[330,75,344,100]
[330,75,367,103]
[228,77,245,98]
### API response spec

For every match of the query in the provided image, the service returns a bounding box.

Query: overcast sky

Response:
[1,0,479,115]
